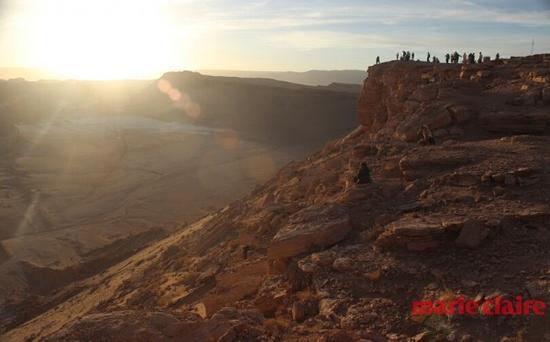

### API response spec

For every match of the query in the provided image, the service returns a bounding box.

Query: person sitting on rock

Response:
[353,162,372,184]
[376,56,380,64]
[417,125,436,145]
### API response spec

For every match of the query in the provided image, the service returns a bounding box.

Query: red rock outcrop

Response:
[358,54,550,142]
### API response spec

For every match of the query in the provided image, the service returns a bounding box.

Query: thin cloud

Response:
[267,29,550,55]
[172,1,550,30]
[268,31,398,50]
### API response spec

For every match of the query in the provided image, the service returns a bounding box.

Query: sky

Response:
[0,0,549,79]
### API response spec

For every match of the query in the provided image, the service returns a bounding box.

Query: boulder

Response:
[375,216,450,251]
[332,257,354,272]
[268,204,351,259]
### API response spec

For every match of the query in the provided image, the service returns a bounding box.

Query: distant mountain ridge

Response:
[131,71,360,145]
[198,69,366,86]
[0,67,367,86]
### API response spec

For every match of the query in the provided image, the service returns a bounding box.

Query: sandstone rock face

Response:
[479,111,550,134]
[399,148,473,181]
[358,55,550,142]
[375,216,450,251]
[267,204,351,259]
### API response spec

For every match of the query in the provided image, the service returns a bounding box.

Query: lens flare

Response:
[156,79,202,120]
[215,129,241,150]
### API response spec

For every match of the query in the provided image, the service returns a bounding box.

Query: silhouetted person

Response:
[416,125,435,145]
[376,56,380,64]
[496,52,500,61]
[445,53,450,63]
[417,125,435,145]
[478,52,483,64]
[354,162,371,184]
[427,52,431,62]
[462,53,467,64]
[241,245,250,259]
[453,51,460,64]
[412,52,415,60]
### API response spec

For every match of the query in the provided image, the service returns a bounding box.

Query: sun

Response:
[22,0,187,80]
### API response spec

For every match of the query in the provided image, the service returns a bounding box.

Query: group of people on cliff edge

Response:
[376,51,500,65]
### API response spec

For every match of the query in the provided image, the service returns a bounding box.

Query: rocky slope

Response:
[4,55,550,342]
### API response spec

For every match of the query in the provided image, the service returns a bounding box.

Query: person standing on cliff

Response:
[417,125,436,145]
[445,53,450,63]
[462,53,467,64]
[354,162,372,184]
[412,52,415,60]
[427,52,431,62]
[496,52,500,61]
[376,56,380,64]
[478,52,483,63]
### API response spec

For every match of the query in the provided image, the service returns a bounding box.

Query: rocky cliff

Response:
[358,55,550,142]
[4,55,550,341]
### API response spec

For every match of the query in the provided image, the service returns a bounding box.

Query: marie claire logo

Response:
[412,295,546,317]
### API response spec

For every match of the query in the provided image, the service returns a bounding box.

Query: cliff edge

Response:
[358,55,550,142]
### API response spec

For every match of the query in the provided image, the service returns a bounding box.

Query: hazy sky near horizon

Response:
[0,0,549,79]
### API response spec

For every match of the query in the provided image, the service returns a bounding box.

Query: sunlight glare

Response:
[22,0,188,79]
